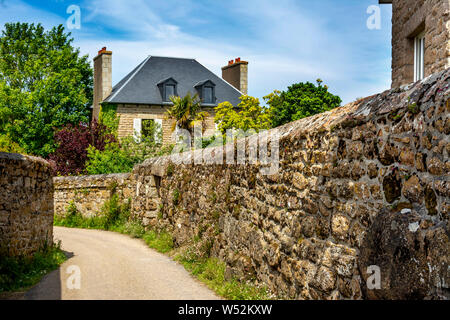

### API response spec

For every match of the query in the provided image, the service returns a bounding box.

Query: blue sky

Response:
[0,0,392,104]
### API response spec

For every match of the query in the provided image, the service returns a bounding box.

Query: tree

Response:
[0,23,93,157]
[165,92,209,135]
[267,79,341,127]
[214,95,273,134]
[85,136,172,175]
[0,134,25,154]
[48,120,115,176]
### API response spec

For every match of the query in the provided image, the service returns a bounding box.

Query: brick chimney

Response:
[221,58,248,95]
[93,47,112,121]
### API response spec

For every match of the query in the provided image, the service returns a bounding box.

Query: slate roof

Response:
[104,56,242,106]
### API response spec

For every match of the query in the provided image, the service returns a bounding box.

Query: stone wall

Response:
[391,0,450,87]
[53,173,134,218]
[132,68,450,299]
[0,153,54,257]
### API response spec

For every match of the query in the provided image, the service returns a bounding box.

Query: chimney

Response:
[93,47,112,121]
[221,57,248,95]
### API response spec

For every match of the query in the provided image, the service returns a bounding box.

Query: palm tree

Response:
[165,92,209,136]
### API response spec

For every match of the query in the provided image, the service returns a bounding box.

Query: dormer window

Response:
[157,77,178,102]
[195,80,216,104]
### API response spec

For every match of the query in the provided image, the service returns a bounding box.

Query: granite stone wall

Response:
[53,173,134,218]
[0,153,54,257]
[133,68,450,299]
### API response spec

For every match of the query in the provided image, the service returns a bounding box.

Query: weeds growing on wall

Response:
[0,241,67,293]
[54,195,132,230]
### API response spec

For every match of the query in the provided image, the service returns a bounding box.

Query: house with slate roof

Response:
[92,47,248,144]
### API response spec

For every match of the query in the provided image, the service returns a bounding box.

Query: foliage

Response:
[175,254,272,300]
[141,119,162,144]
[48,120,115,176]
[143,230,174,253]
[0,241,67,293]
[268,79,341,127]
[0,134,26,153]
[85,135,172,175]
[0,23,93,157]
[214,95,272,134]
[166,92,209,134]
[112,221,145,239]
[98,104,119,136]
[54,196,131,230]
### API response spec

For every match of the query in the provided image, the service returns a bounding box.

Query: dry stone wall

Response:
[53,173,134,218]
[0,153,54,257]
[133,68,450,300]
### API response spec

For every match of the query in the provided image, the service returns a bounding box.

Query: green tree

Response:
[0,134,26,153]
[267,79,341,127]
[0,23,93,157]
[85,136,173,175]
[214,95,272,134]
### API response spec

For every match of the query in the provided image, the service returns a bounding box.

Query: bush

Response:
[55,196,131,230]
[0,135,26,154]
[48,120,116,176]
[85,136,173,175]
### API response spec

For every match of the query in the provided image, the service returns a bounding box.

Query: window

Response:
[135,119,163,144]
[194,80,216,104]
[165,85,175,101]
[157,78,178,102]
[203,86,214,104]
[414,32,425,82]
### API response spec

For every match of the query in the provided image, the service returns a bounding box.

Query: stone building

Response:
[92,47,247,144]
[380,0,450,88]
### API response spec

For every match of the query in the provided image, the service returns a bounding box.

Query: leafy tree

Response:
[85,136,173,175]
[165,92,209,134]
[0,134,26,153]
[48,120,115,176]
[267,79,341,127]
[0,23,93,157]
[214,95,272,134]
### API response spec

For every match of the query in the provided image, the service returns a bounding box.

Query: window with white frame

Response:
[414,32,425,82]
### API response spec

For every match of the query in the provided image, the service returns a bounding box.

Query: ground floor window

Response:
[133,118,163,143]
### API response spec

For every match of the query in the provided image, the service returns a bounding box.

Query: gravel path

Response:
[24,226,220,300]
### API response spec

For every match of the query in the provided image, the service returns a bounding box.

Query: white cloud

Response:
[1,0,392,105]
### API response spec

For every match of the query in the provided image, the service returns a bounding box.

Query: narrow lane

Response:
[25,227,220,300]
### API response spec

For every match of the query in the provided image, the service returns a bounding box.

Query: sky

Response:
[0,0,393,105]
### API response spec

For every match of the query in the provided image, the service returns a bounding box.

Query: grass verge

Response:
[0,241,67,293]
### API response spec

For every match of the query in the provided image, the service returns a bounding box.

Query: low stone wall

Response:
[53,173,134,217]
[0,153,54,257]
[133,68,450,299]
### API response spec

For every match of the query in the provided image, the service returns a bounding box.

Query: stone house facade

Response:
[380,0,450,88]
[92,48,247,144]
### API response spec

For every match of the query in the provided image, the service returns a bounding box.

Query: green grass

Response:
[0,241,67,293]
[175,249,273,300]
[143,230,174,253]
